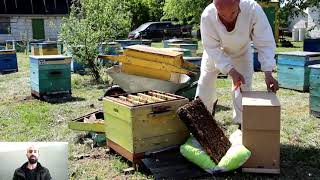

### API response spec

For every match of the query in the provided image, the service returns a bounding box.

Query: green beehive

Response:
[30,55,72,97]
[309,64,320,118]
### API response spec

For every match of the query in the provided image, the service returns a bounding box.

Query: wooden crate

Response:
[30,55,72,97]
[31,42,58,55]
[309,64,320,117]
[0,50,18,73]
[103,90,189,157]
[277,51,320,91]
[68,110,105,133]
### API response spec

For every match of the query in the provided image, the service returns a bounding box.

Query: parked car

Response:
[128,21,192,41]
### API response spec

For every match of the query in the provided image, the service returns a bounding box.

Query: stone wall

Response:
[0,15,65,43]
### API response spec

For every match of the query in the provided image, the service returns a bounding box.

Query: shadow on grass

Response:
[280,144,320,178]
[38,96,86,104]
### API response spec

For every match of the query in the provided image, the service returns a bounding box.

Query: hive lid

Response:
[308,64,320,69]
[126,45,183,57]
[277,51,320,57]
[29,55,71,59]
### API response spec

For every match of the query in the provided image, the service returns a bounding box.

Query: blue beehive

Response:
[303,38,320,52]
[277,51,320,91]
[183,56,202,66]
[163,38,197,48]
[30,55,72,97]
[251,44,261,72]
[115,39,152,49]
[309,64,320,117]
[65,46,86,72]
[0,50,18,73]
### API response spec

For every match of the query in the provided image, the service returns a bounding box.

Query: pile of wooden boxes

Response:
[0,50,18,73]
[99,45,196,83]
[103,90,189,164]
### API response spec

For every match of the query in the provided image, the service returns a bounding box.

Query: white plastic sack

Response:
[232,82,242,124]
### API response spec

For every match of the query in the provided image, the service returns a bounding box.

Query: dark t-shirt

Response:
[24,168,37,180]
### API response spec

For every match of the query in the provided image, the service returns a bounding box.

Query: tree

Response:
[279,0,320,29]
[59,0,131,82]
[163,0,211,26]
[125,0,165,30]
[144,0,165,22]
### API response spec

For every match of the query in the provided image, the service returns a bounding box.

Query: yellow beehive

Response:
[98,45,197,82]
[103,90,189,154]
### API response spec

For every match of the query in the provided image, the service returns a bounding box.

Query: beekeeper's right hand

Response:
[228,68,245,86]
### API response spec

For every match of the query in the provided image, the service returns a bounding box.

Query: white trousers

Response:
[195,57,254,124]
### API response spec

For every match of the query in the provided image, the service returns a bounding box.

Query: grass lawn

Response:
[1,42,320,179]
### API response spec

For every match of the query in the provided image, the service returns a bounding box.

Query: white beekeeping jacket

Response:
[200,0,276,74]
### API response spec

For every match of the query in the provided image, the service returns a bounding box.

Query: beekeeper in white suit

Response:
[196,0,279,126]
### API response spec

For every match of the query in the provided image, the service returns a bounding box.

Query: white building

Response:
[0,0,71,43]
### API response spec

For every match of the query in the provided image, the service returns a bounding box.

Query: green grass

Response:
[0,41,319,179]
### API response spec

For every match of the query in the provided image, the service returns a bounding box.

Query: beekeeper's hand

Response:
[265,71,279,93]
[228,68,245,86]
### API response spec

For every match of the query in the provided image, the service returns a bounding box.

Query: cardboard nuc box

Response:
[241,91,280,174]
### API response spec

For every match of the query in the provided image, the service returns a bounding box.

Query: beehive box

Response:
[0,50,18,73]
[309,64,320,117]
[30,55,72,97]
[168,43,198,56]
[5,40,25,52]
[303,38,320,52]
[242,91,281,174]
[115,39,152,49]
[31,42,59,55]
[163,39,197,48]
[277,51,320,91]
[103,90,189,155]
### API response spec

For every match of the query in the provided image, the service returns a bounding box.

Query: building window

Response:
[0,18,10,34]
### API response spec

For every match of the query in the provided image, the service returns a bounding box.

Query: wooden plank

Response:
[128,94,153,104]
[125,45,183,57]
[242,168,280,174]
[137,93,165,102]
[119,96,143,105]
[124,48,184,67]
[107,139,144,164]
[148,91,177,100]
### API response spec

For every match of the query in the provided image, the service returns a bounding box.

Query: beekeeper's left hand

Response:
[264,71,279,93]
